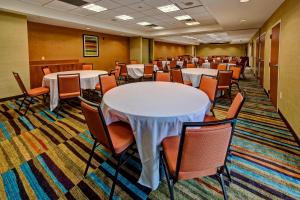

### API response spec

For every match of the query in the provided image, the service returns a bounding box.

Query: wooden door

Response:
[270,23,280,108]
[259,36,265,85]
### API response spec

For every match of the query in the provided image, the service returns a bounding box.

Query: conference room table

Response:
[182,68,219,87]
[101,82,210,189]
[42,70,107,110]
[126,64,159,79]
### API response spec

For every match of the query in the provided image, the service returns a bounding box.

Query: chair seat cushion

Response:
[28,87,49,97]
[108,121,134,154]
[59,92,80,99]
[204,115,217,122]
[184,80,192,86]
[95,83,101,91]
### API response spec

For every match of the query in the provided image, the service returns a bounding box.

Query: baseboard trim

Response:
[278,109,300,146]
[0,95,23,102]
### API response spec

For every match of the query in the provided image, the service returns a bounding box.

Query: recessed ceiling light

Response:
[182,36,197,40]
[137,22,151,26]
[85,27,91,30]
[240,0,250,2]
[157,4,180,13]
[115,15,134,20]
[240,19,247,23]
[185,21,200,26]
[83,4,107,12]
[175,15,192,21]
[153,26,164,30]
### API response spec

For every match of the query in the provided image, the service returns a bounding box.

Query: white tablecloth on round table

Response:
[42,70,108,110]
[192,57,199,64]
[126,64,159,79]
[101,82,210,190]
[162,61,184,68]
[202,62,211,68]
[182,68,219,87]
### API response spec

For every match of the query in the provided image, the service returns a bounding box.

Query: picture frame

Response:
[83,34,99,57]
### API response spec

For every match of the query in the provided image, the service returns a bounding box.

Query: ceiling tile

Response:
[170,0,203,9]
[143,0,171,8]
[44,0,78,11]
[111,0,141,6]
[20,0,51,6]
[70,7,98,16]
[95,0,121,10]
[127,2,152,11]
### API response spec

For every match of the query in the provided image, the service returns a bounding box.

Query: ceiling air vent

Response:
[58,0,88,7]
[146,24,158,28]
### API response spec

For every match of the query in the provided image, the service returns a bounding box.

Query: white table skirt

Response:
[202,62,211,68]
[101,82,210,189]
[126,64,159,79]
[182,68,219,87]
[42,70,107,111]
[162,61,184,69]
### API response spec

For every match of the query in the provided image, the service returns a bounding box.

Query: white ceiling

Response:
[0,0,285,44]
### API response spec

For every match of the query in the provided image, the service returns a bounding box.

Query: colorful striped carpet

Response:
[0,73,299,200]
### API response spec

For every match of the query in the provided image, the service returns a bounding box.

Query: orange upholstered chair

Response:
[230,66,242,91]
[217,64,227,70]
[217,70,233,99]
[156,61,164,71]
[119,63,128,82]
[170,69,192,86]
[109,65,121,84]
[169,60,177,69]
[97,74,117,95]
[57,73,81,116]
[161,119,235,200]
[79,97,134,200]
[82,64,93,70]
[156,71,171,82]
[186,63,195,68]
[143,64,154,81]
[42,66,51,75]
[199,75,218,116]
[13,72,49,115]
[130,60,138,64]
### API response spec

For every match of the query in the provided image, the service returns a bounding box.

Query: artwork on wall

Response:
[83,34,99,57]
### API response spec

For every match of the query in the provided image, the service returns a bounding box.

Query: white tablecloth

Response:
[162,61,184,69]
[182,68,219,87]
[192,57,199,64]
[42,70,107,110]
[126,64,159,79]
[101,82,210,189]
[202,62,211,68]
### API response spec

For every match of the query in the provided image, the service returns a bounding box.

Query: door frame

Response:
[259,32,266,86]
[270,20,281,110]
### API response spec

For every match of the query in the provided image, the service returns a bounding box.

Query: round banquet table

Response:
[202,62,211,68]
[42,70,107,111]
[182,68,219,87]
[162,61,184,69]
[101,82,210,189]
[126,64,159,79]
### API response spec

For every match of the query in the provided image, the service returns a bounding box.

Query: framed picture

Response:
[83,34,99,57]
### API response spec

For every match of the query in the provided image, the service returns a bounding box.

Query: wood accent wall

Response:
[27,22,130,73]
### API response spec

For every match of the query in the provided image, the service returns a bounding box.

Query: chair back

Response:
[42,66,51,75]
[99,74,117,95]
[211,62,219,69]
[144,64,154,76]
[12,72,28,95]
[169,60,177,69]
[120,64,127,75]
[175,119,235,180]
[186,63,195,68]
[156,71,170,82]
[218,70,233,88]
[79,97,115,153]
[170,69,183,84]
[130,60,138,64]
[82,64,93,70]
[157,61,163,71]
[199,75,218,102]
[227,92,245,119]
[230,66,242,80]
[57,73,81,99]
[217,64,227,70]
[113,66,121,80]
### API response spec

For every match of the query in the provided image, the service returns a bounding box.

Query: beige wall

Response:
[196,44,247,57]
[142,38,150,63]
[154,41,186,59]
[0,12,29,98]
[250,0,300,136]
[130,37,142,63]
[28,22,129,72]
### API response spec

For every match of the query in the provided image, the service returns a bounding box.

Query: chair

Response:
[156,61,164,71]
[130,60,138,64]
[230,66,242,91]
[186,63,196,68]
[217,70,233,99]
[199,75,218,116]
[155,71,171,82]
[143,64,154,81]
[217,64,227,70]
[12,72,49,115]
[119,64,128,82]
[169,60,177,70]
[57,73,81,116]
[42,66,51,75]
[79,97,134,200]
[82,64,93,70]
[96,74,117,95]
[110,66,121,84]
[161,119,236,200]
[170,69,192,86]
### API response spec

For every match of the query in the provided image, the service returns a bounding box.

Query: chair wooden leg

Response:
[225,163,232,182]
[24,98,33,115]
[217,172,228,200]
[19,97,25,111]
[109,152,126,200]
[161,153,174,200]
[84,140,97,177]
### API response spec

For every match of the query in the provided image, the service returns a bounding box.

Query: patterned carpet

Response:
[0,72,299,200]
